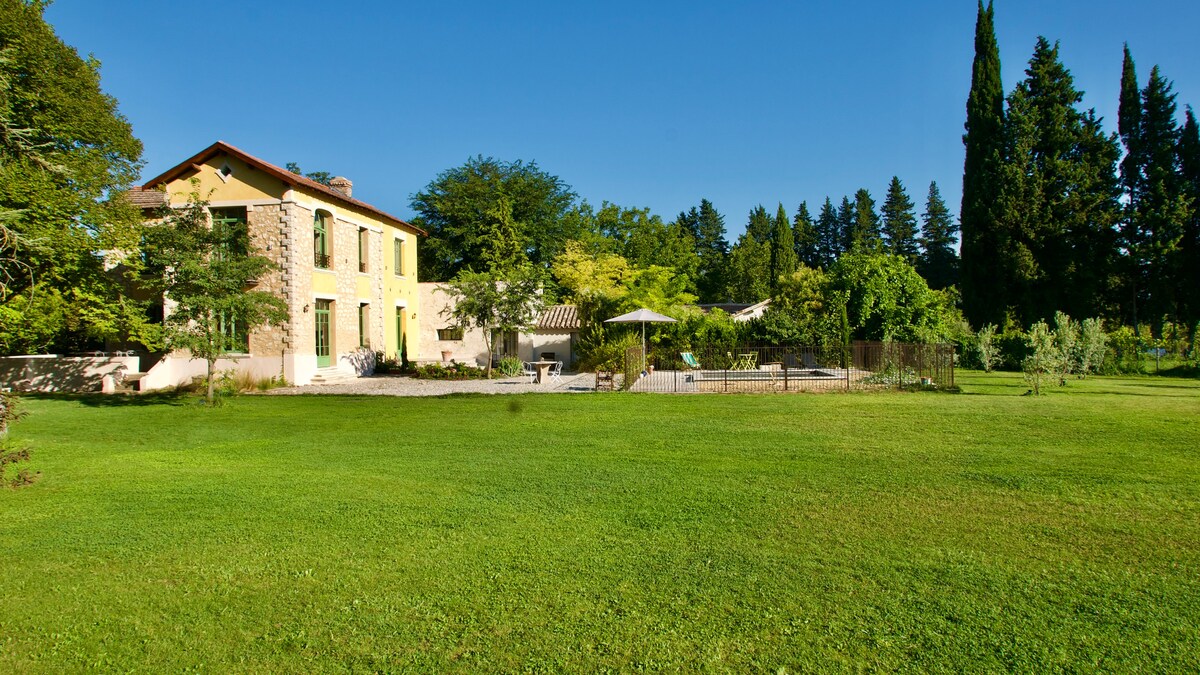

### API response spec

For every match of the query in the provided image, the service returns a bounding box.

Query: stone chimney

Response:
[329,176,353,198]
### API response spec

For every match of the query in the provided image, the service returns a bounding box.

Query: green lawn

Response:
[2,372,1198,671]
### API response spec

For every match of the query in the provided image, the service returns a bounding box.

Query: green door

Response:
[395,307,407,358]
[315,300,332,368]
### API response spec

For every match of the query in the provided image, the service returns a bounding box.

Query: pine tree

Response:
[918,181,959,290]
[677,198,729,302]
[1008,37,1120,322]
[960,0,1006,328]
[1132,66,1188,336]
[814,198,841,268]
[792,201,820,268]
[769,203,798,295]
[837,196,856,252]
[881,176,919,262]
[848,189,880,251]
[745,205,773,243]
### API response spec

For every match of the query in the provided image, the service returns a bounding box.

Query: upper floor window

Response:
[210,207,248,259]
[314,210,331,269]
[358,228,369,273]
[393,237,405,276]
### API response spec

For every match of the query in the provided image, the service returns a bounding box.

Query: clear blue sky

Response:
[46,1,1200,236]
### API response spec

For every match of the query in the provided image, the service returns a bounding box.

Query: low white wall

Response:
[0,355,140,392]
[139,354,287,390]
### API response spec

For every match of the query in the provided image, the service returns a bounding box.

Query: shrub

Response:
[1023,320,1055,395]
[497,356,523,378]
[412,361,486,380]
[975,324,999,372]
[1076,318,1107,377]
[1101,326,1144,375]
[373,351,404,374]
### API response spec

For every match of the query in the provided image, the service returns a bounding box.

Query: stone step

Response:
[309,368,358,385]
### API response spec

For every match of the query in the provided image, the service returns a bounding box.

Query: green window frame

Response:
[358,303,369,348]
[393,237,404,276]
[437,327,463,341]
[218,310,249,353]
[314,211,330,269]
[210,207,248,259]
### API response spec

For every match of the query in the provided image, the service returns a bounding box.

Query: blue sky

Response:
[46,1,1200,236]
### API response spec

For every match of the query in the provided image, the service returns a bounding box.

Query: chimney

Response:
[329,176,353,198]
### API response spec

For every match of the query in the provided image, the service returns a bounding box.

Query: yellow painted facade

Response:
[148,142,423,385]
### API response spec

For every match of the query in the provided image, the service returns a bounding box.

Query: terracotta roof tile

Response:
[537,304,580,331]
[124,186,169,209]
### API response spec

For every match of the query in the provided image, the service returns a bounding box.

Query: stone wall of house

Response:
[367,228,385,351]
[332,215,361,363]
[246,204,291,357]
[284,201,315,363]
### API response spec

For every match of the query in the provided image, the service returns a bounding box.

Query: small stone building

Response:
[133,141,424,388]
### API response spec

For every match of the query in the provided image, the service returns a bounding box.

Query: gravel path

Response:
[267,372,599,397]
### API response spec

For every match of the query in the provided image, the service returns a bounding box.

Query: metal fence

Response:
[618,342,955,393]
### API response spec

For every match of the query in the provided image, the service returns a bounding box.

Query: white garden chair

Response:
[522,361,538,383]
[548,361,563,384]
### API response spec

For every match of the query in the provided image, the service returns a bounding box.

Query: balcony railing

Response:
[315,252,331,269]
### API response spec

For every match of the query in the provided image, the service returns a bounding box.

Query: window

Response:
[314,211,331,269]
[219,310,248,353]
[358,228,369,273]
[393,237,405,276]
[437,327,463,341]
[210,207,248,258]
[358,303,369,348]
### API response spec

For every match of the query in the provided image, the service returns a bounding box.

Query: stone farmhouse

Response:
[129,141,425,388]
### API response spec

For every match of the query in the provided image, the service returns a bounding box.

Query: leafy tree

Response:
[411,156,577,281]
[976,323,999,372]
[284,162,332,186]
[960,0,1006,329]
[0,0,145,354]
[1052,310,1079,385]
[792,201,820,269]
[142,190,288,405]
[826,252,955,342]
[477,192,523,273]
[1022,319,1054,395]
[848,189,880,251]
[814,197,842,268]
[917,181,959,290]
[769,203,798,295]
[881,176,919,262]
[725,232,770,303]
[438,264,545,379]
[551,240,634,326]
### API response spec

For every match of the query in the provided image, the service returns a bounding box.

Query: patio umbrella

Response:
[604,308,677,370]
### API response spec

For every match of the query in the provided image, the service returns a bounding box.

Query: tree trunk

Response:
[206,358,216,405]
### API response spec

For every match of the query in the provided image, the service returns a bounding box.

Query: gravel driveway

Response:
[267,372,599,397]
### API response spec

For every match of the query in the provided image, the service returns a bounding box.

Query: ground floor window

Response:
[358,303,369,348]
[315,299,332,367]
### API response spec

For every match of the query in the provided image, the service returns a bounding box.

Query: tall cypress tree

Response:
[918,181,959,290]
[960,0,1006,328]
[769,203,798,295]
[815,197,841,268]
[1179,108,1200,327]
[792,201,820,268]
[881,176,919,262]
[1116,45,1144,327]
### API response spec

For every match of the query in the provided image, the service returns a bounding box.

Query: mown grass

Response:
[1,372,1198,671]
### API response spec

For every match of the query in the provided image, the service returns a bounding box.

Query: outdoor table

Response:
[532,360,556,384]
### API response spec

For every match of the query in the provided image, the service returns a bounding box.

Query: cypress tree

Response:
[792,201,820,268]
[1118,45,1142,200]
[815,197,841,268]
[769,203,798,295]
[918,181,959,290]
[960,0,1006,328]
[1179,108,1200,327]
[881,176,919,262]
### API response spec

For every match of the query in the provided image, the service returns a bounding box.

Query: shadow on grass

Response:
[19,390,198,408]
